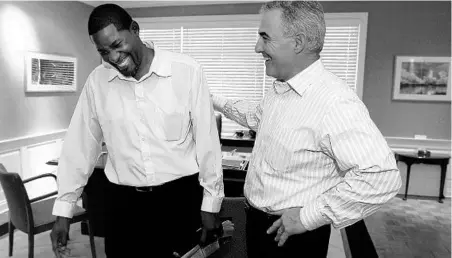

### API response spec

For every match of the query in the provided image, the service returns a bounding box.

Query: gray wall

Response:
[0,1,98,141]
[128,1,451,140]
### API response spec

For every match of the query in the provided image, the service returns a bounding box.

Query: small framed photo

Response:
[392,56,451,101]
[25,52,77,92]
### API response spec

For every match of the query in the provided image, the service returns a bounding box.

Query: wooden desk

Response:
[395,152,450,203]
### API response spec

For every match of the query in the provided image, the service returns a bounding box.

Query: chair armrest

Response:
[23,173,57,184]
[23,174,58,203]
[29,191,58,203]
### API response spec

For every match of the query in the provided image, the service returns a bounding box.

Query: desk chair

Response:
[0,164,96,258]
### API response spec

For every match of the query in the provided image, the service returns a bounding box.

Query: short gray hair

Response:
[260,1,326,54]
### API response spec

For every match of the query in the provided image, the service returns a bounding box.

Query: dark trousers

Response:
[104,173,203,258]
[246,202,331,258]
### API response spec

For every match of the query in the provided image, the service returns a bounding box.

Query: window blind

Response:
[138,14,366,138]
[321,25,360,92]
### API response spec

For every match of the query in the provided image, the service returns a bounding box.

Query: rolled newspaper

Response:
[174,220,234,258]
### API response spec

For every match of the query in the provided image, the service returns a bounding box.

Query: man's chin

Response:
[117,67,134,77]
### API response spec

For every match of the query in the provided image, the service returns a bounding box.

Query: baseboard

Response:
[0,130,67,154]
[395,194,450,201]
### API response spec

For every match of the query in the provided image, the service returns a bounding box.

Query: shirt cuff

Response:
[299,199,331,231]
[201,195,223,213]
[212,95,228,112]
[52,199,76,218]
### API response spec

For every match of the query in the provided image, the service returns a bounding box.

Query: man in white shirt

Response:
[50,4,224,258]
[212,1,401,257]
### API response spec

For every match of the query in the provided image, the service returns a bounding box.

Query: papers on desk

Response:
[222,151,250,170]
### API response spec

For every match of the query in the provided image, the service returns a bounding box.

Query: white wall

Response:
[0,131,64,212]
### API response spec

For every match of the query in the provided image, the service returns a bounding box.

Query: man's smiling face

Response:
[255,9,298,81]
[91,23,142,77]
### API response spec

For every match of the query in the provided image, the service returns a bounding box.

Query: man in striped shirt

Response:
[212,1,402,257]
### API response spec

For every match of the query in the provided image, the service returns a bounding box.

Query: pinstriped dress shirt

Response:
[213,60,401,230]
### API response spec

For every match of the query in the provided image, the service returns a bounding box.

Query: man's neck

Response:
[133,44,154,81]
[284,54,320,81]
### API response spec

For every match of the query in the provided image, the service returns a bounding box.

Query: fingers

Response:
[51,231,69,258]
[267,218,289,247]
[274,225,284,241]
[278,231,289,247]
[266,218,282,234]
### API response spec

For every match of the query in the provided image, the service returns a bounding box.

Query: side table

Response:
[395,152,450,203]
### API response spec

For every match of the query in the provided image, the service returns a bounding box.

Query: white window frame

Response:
[136,12,368,99]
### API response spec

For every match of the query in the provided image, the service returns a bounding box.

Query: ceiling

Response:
[79,0,262,8]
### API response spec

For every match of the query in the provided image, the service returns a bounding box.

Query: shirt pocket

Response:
[156,105,190,142]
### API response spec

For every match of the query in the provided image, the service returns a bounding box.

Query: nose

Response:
[108,50,120,64]
[255,37,263,53]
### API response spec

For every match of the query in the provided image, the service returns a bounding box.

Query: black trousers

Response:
[104,173,203,258]
[246,202,331,258]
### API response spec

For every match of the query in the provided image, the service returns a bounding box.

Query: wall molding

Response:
[0,131,65,213]
[0,130,67,154]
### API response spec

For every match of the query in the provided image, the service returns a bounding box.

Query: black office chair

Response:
[0,163,97,258]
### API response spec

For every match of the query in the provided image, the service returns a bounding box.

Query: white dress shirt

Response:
[53,43,224,218]
[213,60,401,230]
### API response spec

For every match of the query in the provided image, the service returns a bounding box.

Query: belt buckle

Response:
[135,186,153,192]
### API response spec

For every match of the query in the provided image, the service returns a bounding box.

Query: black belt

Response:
[115,173,199,193]
[135,186,155,192]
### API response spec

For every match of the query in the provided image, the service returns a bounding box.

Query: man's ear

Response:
[130,21,140,36]
[293,34,306,54]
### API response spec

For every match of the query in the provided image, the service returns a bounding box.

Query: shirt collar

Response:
[286,59,325,96]
[105,41,172,82]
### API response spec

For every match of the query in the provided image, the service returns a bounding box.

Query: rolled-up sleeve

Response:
[300,96,402,230]
[191,65,224,213]
[52,77,103,218]
[211,95,263,132]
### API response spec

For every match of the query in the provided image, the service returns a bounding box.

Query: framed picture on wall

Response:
[392,56,451,101]
[25,52,77,92]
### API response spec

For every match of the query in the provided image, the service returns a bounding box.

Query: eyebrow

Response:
[259,31,270,38]
[96,39,122,52]
[110,39,122,47]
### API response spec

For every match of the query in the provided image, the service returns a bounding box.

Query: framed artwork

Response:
[392,56,451,101]
[25,52,77,92]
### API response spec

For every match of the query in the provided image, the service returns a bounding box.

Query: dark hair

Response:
[88,3,132,35]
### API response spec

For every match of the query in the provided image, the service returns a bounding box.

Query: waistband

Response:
[245,199,281,221]
[109,173,198,193]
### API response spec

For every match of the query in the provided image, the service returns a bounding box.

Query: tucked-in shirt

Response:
[213,60,401,230]
[53,43,224,218]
